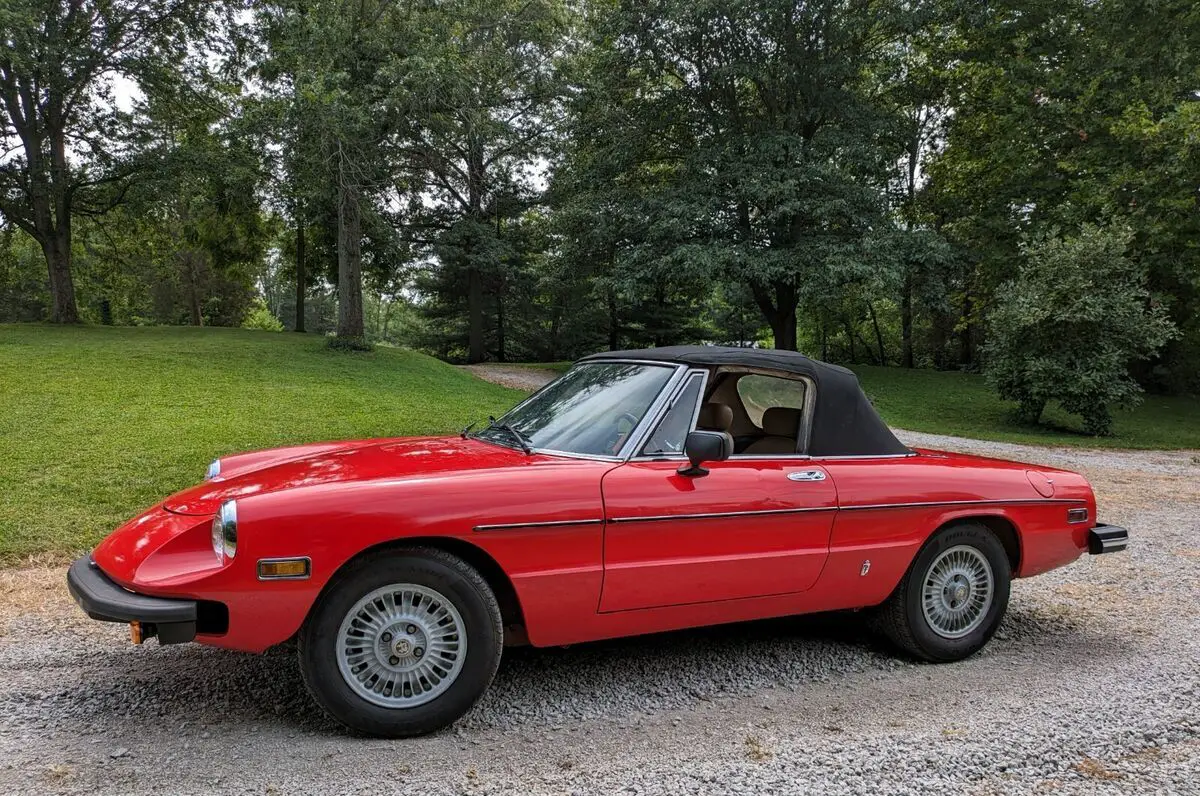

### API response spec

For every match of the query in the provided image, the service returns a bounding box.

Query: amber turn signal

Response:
[257,558,311,580]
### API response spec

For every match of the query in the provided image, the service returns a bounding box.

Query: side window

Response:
[640,373,704,456]
[736,374,807,428]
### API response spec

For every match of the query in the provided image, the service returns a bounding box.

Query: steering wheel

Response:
[605,411,641,455]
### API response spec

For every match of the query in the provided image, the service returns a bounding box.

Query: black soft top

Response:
[581,345,909,457]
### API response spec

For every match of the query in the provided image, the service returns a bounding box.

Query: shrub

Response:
[984,223,1176,436]
[241,301,285,332]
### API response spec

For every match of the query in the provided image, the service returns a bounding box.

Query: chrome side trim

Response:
[840,497,1087,511]
[527,449,623,463]
[473,518,605,532]
[608,506,837,523]
[609,497,1087,524]
[478,498,1086,531]
[630,453,816,462]
[809,452,920,460]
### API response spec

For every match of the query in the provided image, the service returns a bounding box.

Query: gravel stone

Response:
[2,433,1197,795]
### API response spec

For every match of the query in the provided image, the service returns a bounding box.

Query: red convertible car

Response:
[68,346,1128,736]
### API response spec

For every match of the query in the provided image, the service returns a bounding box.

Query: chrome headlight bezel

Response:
[211,500,237,562]
[205,459,221,480]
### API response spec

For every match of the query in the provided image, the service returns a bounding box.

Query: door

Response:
[599,459,838,612]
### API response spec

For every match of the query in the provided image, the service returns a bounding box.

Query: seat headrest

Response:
[760,406,802,437]
[696,402,733,432]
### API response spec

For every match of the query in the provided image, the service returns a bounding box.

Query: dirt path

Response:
[459,363,560,391]
[3,406,1198,793]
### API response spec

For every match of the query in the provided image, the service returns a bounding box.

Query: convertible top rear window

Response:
[477,362,676,457]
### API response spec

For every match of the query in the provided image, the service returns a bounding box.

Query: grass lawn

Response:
[0,325,523,563]
[852,364,1200,450]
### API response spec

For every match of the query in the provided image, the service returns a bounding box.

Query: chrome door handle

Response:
[787,470,826,482]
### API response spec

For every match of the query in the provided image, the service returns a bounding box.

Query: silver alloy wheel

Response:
[336,583,467,708]
[921,544,994,639]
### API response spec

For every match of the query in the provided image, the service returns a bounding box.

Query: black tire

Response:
[298,547,503,737]
[873,522,1011,663]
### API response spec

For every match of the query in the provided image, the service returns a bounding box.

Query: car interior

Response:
[693,369,808,455]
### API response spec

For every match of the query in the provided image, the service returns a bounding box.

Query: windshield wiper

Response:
[460,419,480,439]
[486,415,533,454]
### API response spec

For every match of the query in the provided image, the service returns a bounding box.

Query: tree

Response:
[565,0,916,351]
[395,0,566,363]
[984,223,1176,435]
[256,0,409,346]
[926,0,1200,383]
[0,0,214,322]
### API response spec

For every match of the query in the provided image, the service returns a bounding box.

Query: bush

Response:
[984,223,1176,436]
[241,301,285,332]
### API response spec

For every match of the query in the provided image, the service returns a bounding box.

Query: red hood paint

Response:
[164,436,537,516]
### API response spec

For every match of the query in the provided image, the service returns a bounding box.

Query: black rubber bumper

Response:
[1088,523,1129,555]
[67,556,197,643]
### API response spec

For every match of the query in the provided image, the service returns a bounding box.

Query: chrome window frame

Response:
[633,369,710,460]
[482,359,688,463]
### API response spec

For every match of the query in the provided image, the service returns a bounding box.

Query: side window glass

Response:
[736,374,807,428]
[640,374,703,456]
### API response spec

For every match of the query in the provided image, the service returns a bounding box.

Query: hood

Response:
[164,436,536,515]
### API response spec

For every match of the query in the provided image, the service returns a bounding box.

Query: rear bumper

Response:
[66,556,197,644]
[1088,523,1129,555]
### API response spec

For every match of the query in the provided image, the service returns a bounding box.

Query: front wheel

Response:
[298,547,503,737]
[874,522,1011,662]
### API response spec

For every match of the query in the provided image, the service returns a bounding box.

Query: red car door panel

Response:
[598,460,838,612]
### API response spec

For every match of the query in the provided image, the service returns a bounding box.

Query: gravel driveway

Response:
[2,409,1198,793]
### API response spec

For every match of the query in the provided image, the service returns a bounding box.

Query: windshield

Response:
[476,362,677,457]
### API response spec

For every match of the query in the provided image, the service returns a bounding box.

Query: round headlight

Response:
[205,459,221,480]
[211,500,237,562]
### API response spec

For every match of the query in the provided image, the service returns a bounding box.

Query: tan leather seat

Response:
[696,402,733,432]
[743,407,802,455]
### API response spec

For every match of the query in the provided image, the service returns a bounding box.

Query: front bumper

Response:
[1088,523,1129,555]
[66,556,198,644]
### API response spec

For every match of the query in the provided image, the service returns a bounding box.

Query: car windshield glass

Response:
[477,362,676,457]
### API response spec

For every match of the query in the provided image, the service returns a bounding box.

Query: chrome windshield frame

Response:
[478,359,688,462]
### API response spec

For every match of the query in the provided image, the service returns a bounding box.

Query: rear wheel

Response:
[874,522,1011,662]
[299,548,503,737]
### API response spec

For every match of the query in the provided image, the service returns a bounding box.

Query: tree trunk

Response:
[495,284,506,362]
[175,246,205,327]
[336,176,364,340]
[900,273,914,368]
[42,234,79,323]
[47,119,79,323]
[381,299,393,341]
[868,301,886,365]
[465,135,487,364]
[771,307,798,351]
[844,316,857,362]
[607,285,619,350]
[186,254,203,327]
[751,281,798,351]
[958,293,974,368]
[467,265,485,363]
[294,223,306,333]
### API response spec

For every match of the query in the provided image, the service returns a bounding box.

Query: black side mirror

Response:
[677,430,733,477]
